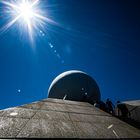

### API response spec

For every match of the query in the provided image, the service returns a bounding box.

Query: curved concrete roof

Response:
[48,70,101,104]
[123,100,140,106]
[0,98,140,138]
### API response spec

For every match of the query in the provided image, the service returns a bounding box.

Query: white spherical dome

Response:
[48,70,100,104]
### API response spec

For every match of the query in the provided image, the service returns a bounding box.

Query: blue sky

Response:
[0,0,140,109]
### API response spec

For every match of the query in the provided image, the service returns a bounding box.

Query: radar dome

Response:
[48,70,100,104]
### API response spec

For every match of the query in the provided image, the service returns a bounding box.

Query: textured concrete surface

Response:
[0,98,140,138]
[122,100,140,122]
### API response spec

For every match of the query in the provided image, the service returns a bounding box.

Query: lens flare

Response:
[0,0,57,43]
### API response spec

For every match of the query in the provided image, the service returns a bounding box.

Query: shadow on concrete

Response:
[116,116,140,129]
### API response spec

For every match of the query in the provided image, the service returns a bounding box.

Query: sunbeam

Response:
[0,0,57,43]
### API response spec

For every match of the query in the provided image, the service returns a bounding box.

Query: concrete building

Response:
[0,71,139,138]
[122,100,140,122]
[0,98,140,138]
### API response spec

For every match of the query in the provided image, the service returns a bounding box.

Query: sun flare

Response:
[0,0,57,42]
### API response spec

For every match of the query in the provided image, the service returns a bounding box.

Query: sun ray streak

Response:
[34,13,58,26]
[1,1,20,11]
[31,0,39,7]
[0,15,21,33]
[27,20,33,42]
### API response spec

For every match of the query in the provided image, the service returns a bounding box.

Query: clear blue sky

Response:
[0,0,140,109]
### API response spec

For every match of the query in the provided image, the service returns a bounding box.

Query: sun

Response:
[0,0,57,43]
[19,1,34,23]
